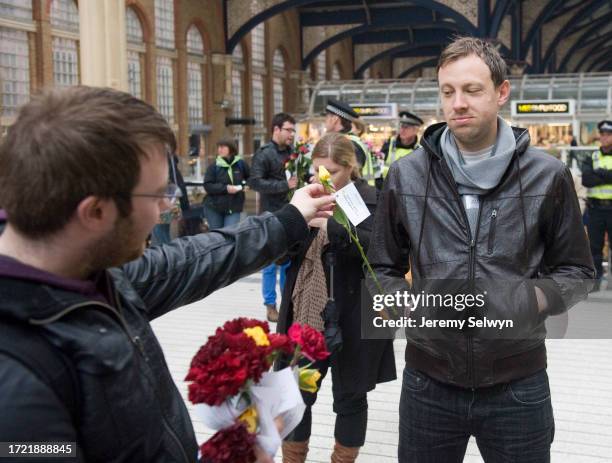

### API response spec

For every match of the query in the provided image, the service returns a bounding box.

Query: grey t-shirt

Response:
[460,146,493,235]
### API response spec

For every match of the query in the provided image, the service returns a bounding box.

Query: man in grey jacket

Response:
[368,38,594,462]
[0,87,334,463]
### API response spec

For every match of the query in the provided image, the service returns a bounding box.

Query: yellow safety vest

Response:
[382,137,418,178]
[587,150,612,200]
[346,133,376,186]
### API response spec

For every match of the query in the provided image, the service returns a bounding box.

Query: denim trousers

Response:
[398,367,554,463]
[261,261,290,306]
[204,206,241,231]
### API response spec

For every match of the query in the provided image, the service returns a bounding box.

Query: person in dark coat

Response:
[203,139,249,230]
[277,132,396,463]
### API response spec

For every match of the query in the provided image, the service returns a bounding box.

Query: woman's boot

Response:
[281,440,309,463]
[330,441,360,462]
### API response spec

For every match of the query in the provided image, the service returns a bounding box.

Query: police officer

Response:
[582,120,612,291]
[377,111,423,189]
[324,98,376,184]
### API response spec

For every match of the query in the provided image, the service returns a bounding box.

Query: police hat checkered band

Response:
[326,104,356,122]
[399,112,423,126]
[599,121,612,132]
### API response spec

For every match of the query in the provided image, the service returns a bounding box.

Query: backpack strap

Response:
[0,319,79,426]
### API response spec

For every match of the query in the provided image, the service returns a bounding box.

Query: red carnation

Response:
[200,422,256,463]
[288,323,330,361]
[290,152,299,160]
[268,333,295,355]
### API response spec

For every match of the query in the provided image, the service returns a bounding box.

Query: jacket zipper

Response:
[31,299,191,463]
[487,208,498,254]
[436,156,482,388]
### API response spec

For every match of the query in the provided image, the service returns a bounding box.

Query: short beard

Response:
[83,214,142,274]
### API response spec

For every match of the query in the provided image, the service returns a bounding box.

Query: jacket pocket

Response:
[487,208,498,254]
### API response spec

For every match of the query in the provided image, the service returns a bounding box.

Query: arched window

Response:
[186,26,205,128]
[126,7,145,99]
[231,45,244,118]
[316,50,326,81]
[0,26,30,117]
[0,0,32,21]
[154,0,174,49]
[156,56,174,124]
[251,23,265,69]
[50,0,79,87]
[331,62,341,81]
[50,0,78,31]
[272,48,285,114]
[250,23,266,145]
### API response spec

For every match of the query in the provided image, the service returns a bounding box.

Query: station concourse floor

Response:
[152,274,612,463]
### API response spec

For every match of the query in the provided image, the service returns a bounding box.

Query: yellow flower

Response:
[238,406,258,433]
[318,165,331,184]
[243,326,270,347]
[298,368,321,393]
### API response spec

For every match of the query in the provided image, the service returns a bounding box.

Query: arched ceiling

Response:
[224,0,612,78]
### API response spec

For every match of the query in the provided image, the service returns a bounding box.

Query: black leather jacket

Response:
[0,206,307,462]
[248,141,291,213]
[369,122,594,388]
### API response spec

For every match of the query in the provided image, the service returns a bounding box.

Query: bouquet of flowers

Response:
[286,138,313,198]
[185,318,329,462]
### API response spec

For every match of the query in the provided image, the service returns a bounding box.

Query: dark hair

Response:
[340,117,352,132]
[216,138,238,156]
[437,37,507,87]
[0,86,175,239]
[270,112,295,133]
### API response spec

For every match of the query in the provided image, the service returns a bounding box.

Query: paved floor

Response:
[152,275,612,462]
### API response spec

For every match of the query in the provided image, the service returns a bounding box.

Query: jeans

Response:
[285,357,368,447]
[398,367,554,463]
[204,206,241,230]
[261,261,290,306]
[586,206,612,280]
[150,223,171,246]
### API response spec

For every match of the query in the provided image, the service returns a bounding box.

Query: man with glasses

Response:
[0,87,334,462]
[250,113,298,322]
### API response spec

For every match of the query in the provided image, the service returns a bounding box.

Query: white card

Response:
[335,182,371,226]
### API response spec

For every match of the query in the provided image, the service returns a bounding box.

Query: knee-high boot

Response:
[282,440,309,463]
[330,440,360,462]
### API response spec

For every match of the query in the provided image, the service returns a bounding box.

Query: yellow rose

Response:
[318,165,331,183]
[238,406,258,433]
[243,326,270,347]
[298,368,321,393]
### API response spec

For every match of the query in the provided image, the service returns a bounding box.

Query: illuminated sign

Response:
[350,103,398,119]
[511,100,575,117]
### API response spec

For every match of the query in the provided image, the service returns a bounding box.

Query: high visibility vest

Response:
[587,150,612,200]
[346,133,376,186]
[382,137,419,178]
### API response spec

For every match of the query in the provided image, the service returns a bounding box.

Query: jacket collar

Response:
[0,255,112,322]
[421,121,531,160]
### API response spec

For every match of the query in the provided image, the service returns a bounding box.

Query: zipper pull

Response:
[470,239,476,248]
[491,209,498,218]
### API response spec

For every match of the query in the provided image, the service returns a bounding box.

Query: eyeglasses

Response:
[131,153,183,204]
[281,126,296,134]
[132,183,183,204]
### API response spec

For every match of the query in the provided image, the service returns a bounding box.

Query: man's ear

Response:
[74,196,117,232]
[497,80,511,107]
